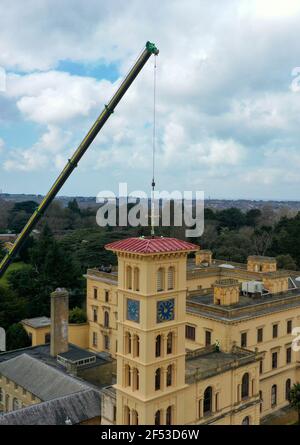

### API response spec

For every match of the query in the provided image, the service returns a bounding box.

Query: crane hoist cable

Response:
[151,54,157,236]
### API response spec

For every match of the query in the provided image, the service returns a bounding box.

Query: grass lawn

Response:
[0,262,29,288]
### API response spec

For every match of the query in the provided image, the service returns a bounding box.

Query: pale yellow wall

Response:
[69,324,89,349]
[22,324,50,346]
[86,275,118,357]
[184,360,260,425]
[0,375,41,413]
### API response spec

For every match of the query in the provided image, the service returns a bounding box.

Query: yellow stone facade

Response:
[85,244,300,425]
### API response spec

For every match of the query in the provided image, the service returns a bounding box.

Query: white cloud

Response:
[4,125,71,171]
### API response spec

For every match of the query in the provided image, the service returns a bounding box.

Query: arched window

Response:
[13,398,19,411]
[104,311,109,328]
[166,406,173,425]
[125,332,132,354]
[155,368,161,391]
[5,394,10,412]
[285,379,291,401]
[242,416,250,425]
[155,410,161,425]
[157,268,165,291]
[93,308,98,322]
[166,364,173,387]
[134,267,140,291]
[133,368,139,391]
[241,373,249,399]
[133,334,140,357]
[125,364,131,387]
[168,267,175,290]
[203,386,212,415]
[155,335,162,357]
[132,410,139,425]
[124,405,130,425]
[0,388,3,403]
[259,390,263,413]
[127,266,132,290]
[104,335,110,350]
[167,332,173,354]
[271,384,277,407]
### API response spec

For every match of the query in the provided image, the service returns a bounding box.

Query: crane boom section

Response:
[0,41,159,278]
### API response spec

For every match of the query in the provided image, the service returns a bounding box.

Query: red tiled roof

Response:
[105,237,199,254]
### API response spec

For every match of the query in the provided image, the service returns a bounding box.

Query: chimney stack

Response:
[50,288,69,357]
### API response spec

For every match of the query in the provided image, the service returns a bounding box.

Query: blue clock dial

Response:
[127,299,140,322]
[157,299,175,323]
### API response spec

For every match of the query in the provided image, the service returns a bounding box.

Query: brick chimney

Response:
[50,288,69,357]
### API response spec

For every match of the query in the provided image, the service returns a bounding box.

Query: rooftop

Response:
[105,236,199,254]
[187,288,300,321]
[0,354,90,401]
[185,346,261,383]
[21,316,51,329]
[0,389,101,425]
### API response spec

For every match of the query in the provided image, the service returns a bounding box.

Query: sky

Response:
[1,0,300,200]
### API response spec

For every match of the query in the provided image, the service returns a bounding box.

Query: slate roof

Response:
[0,389,101,425]
[0,353,89,400]
[105,236,199,254]
[21,316,51,328]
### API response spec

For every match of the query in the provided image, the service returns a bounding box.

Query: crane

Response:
[0,41,159,278]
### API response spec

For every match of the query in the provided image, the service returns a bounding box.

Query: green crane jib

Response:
[0,41,159,278]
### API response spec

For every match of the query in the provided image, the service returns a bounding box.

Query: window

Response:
[132,409,139,425]
[166,406,173,425]
[203,386,212,415]
[287,320,292,334]
[205,330,212,346]
[126,266,132,290]
[168,267,175,290]
[285,379,291,401]
[241,373,249,399]
[0,388,3,403]
[271,384,277,407]
[45,333,51,343]
[28,333,32,345]
[257,328,263,343]
[259,390,263,413]
[155,335,162,357]
[104,335,110,350]
[273,324,278,339]
[105,290,109,302]
[155,368,161,391]
[166,365,173,387]
[167,332,173,354]
[133,335,140,357]
[134,267,140,291]
[92,332,97,347]
[241,332,247,348]
[12,398,19,411]
[126,332,132,354]
[125,365,131,387]
[133,368,139,391]
[113,405,117,422]
[93,308,98,323]
[242,416,250,425]
[272,352,278,369]
[259,360,263,374]
[286,347,292,364]
[124,406,130,425]
[93,288,98,299]
[104,311,109,328]
[186,325,196,341]
[157,268,164,291]
[155,410,161,425]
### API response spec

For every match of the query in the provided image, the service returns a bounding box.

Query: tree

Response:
[289,383,300,425]
[68,199,81,214]
[6,323,31,351]
[8,201,38,233]
[69,307,87,323]
[216,208,246,231]
[276,254,297,270]
[251,227,273,256]
[245,209,261,227]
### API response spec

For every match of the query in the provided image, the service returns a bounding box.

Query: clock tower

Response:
[105,237,199,425]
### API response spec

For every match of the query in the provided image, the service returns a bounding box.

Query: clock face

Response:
[157,299,175,323]
[127,299,140,322]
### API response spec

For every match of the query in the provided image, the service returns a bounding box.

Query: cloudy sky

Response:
[1,0,300,200]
